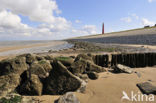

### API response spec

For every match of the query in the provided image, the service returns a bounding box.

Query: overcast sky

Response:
[0,0,156,40]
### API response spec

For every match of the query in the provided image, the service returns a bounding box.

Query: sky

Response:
[0,0,156,40]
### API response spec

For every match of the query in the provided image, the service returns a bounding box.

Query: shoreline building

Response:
[102,23,104,34]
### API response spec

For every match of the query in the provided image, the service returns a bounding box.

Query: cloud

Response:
[141,18,155,26]
[120,17,132,23]
[148,0,156,3]
[0,10,32,37]
[0,10,28,29]
[82,25,97,34]
[75,20,81,23]
[71,25,97,36]
[0,0,97,40]
[0,0,60,23]
[130,13,139,20]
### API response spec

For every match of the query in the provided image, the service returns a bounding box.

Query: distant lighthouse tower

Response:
[102,23,104,34]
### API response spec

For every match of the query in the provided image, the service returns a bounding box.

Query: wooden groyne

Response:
[94,53,156,68]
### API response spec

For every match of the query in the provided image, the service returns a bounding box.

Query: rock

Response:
[135,71,141,78]
[70,59,87,74]
[24,54,36,64]
[29,62,47,78]
[87,72,99,80]
[0,74,20,96]
[69,56,75,59]
[87,53,93,57]
[0,93,22,103]
[0,93,40,103]
[44,55,53,60]
[43,61,81,95]
[77,80,87,93]
[37,60,52,72]
[137,82,156,95]
[74,54,93,62]
[29,60,52,78]
[77,74,89,83]
[114,64,133,74]
[56,92,80,103]
[19,74,43,96]
[87,61,106,73]
[70,58,105,75]
[56,57,74,66]
[0,57,27,76]
[36,55,45,61]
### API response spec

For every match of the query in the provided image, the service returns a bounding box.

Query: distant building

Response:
[102,23,104,34]
[144,25,150,28]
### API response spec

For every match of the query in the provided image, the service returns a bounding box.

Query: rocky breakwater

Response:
[0,53,106,99]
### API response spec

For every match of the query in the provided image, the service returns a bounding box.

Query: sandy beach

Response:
[0,28,156,103]
[30,67,156,103]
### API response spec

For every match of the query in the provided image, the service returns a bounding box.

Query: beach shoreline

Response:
[1,31,156,103]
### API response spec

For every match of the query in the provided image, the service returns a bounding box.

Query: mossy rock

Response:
[19,74,43,96]
[87,61,106,73]
[0,95,22,103]
[43,60,81,95]
[0,57,27,76]
[29,60,52,78]
[44,55,54,60]
[18,53,36,64]
[38,60,52,72]
[0,74,20,96]
[55,57,74,66]
[87,72,99,80]
[36,55,45,61]
[29,62,47,78]
[74,54,93,62]
[70,59,88,74]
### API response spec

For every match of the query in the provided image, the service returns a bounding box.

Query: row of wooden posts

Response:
[94,53,156,68]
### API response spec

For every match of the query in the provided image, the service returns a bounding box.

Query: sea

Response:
[0,40,73,56]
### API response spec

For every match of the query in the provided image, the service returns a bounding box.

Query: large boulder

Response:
[0,74,20,96]
[87,72,99,80]
[29,60,52,78]
[37,60,52,73]
[76,74,89,83]
[113,64,133,74]
[19,53,36,65]
[77,80,87,93]
[44,55,54,60]
[56,57,74,67]
[74,54,93,62]
[43,61,82,95]
[70,59,87,74]
[56,92,80,103]
[70,59,105,75]
[29,62,48,78]
[19,74,43,96]
[35,55,45,61]
[0,57,27,76]
[137,82,156,95]
[87,61,105,73]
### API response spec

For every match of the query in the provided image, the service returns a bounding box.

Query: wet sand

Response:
[0,41,72,60]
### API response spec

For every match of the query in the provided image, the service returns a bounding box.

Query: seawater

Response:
[0,40,73,56]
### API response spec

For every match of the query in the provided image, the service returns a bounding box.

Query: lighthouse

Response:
[102,23,104,34]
